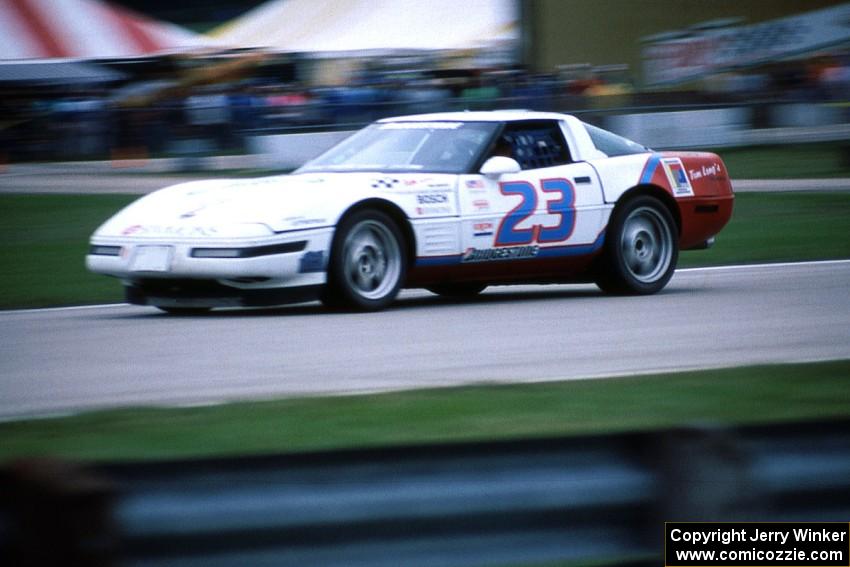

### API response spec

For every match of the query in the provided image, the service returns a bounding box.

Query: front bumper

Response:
[87,227,333,295]
[125,280,323,308]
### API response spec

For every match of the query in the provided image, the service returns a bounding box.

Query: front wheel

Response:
[322,210,407,311]
[595,195,678,295]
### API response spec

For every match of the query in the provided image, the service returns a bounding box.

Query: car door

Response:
[457,120,606,265]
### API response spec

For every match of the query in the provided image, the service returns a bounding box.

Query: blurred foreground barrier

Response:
[2,419,849,566]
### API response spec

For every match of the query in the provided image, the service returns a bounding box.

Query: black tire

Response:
[156,306,212,315]
[322,209,407,311]
[426,283,487,297]
[595,195,678,295]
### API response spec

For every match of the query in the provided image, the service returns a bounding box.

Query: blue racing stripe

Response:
[415,254,462,267]
[414,232,606,267]
[640,153,663,185]
[536,232,605,258]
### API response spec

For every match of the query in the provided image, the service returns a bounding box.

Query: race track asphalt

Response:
[1,261,849,420]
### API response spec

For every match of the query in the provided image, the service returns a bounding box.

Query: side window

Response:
[501,121,572,170]
[583,122,648,157]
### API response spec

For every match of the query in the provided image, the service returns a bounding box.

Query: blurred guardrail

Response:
[1,418,849,566]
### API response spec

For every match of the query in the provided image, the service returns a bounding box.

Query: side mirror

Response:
[479,156,521,178]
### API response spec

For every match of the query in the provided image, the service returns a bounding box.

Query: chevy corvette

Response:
[87,111,734,313]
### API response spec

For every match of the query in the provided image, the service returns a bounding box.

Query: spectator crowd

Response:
[3,52,850,163]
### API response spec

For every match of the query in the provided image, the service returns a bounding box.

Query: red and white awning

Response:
[0,0,218,60]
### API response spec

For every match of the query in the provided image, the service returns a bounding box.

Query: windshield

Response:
[296,121,500,174]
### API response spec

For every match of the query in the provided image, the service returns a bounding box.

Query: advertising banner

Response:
[643,4,850,86]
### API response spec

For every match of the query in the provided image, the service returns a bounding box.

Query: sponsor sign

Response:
[122,224,218,237]
[461,245,539,263]
[371,178,400,189]
[288,217,328,227]
[417,193,449,204]
[298,250,325,273]
[416,205,452,215]
[688,162,725,182]
[643,4,850,86]
[473,222,494,237]
[661,157,694,197]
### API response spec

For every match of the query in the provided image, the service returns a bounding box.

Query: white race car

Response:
[87,111,733,313]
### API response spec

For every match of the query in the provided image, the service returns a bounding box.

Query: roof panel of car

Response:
[379,110,576,123]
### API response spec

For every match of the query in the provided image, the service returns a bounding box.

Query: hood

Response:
[93,171,457,239]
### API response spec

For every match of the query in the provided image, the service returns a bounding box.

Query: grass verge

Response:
[716,143,850,179]
[1,360,849,463]
[0,194,135,308]
[678,190,850,267]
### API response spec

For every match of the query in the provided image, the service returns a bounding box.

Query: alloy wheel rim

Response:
[620,206,673,283]
[342,220,401,300]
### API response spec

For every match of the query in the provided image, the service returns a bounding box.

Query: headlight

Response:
[89,245,122,256]
[190,248,242,259]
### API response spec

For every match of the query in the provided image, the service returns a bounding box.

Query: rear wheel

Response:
[322,210,407,311]
[595,195,678,295]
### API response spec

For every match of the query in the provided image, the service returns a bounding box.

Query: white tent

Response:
[213,0,517,53]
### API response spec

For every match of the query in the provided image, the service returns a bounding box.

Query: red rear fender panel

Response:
[642,152,734,249]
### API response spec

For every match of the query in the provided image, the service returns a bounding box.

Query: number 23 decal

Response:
[495,178,576,246]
